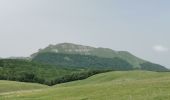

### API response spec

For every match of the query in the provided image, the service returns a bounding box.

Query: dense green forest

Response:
[0,59,111,86]
[32,53,168,71]
[140,62,168,72]
[32,53,133,70]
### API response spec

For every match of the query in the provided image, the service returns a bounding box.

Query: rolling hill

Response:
[0,80,47,94]
[1,71,170,100]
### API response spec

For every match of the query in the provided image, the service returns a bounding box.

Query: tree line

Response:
[0,69,111,86]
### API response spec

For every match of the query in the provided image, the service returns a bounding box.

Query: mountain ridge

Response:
[31,43,149,69]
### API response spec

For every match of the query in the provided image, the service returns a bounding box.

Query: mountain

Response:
[31,43,167,71]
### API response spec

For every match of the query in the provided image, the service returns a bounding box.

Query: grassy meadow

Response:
[1,71,170,100]
[0,80,47,94]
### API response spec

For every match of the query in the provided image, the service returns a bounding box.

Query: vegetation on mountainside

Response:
[140,62,168,72]
[32,52,168,72]
[32,53,134,70]
[31,43,168,70]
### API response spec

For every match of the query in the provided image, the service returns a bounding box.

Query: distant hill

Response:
[31,43,168,71]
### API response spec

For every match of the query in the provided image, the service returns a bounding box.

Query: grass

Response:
[1,71,170,100]
[0,80,47,94]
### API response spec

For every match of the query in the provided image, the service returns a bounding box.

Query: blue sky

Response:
[0,0,169,68]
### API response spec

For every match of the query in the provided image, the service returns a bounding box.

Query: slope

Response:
[0,80,47,94]
[32,53,133,70]
[32,52,168,72]
[2,71,170,100]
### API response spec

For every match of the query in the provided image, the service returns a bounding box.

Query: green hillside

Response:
[0,80,47,94]
[31,43,166,70]
[32,52,168,72]
[32,53,133,70]
[1,71,170,100]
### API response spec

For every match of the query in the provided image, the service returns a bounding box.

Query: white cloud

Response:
[153,45,169,52]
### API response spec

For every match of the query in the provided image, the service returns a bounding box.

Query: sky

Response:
[0,0,170,68]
